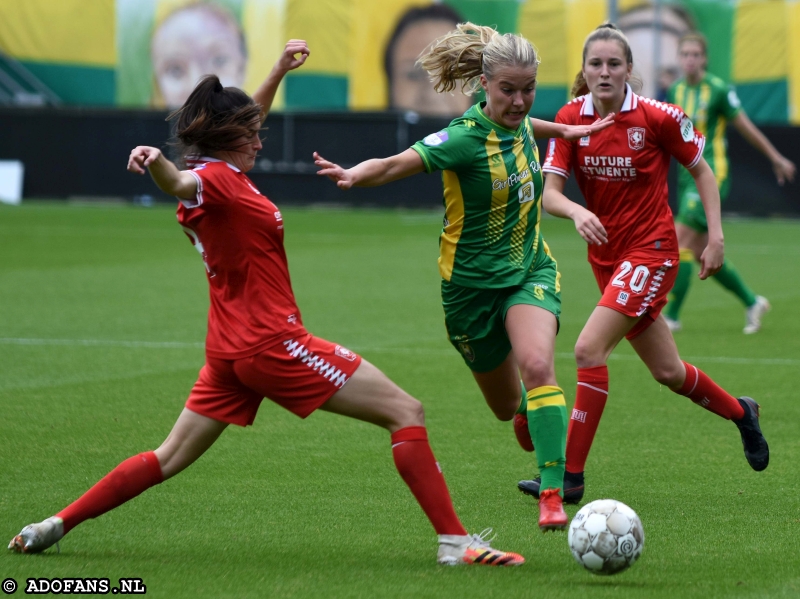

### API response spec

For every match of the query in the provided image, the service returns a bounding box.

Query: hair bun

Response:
[213,78,224,93]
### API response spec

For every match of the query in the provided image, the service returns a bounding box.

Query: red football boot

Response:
[513,413,534,452]
[538,488,568,532]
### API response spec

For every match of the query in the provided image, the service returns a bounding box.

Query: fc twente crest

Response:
[627,127,645,150]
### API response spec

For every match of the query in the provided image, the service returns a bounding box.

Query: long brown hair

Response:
[417,22,539,96]
[571,23,641,98]
[167,75,262,166]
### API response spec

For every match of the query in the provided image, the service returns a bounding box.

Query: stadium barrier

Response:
[0,107,797,215]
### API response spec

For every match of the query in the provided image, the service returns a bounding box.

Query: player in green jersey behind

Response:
[664,32,796,334]
[315,22,613,531]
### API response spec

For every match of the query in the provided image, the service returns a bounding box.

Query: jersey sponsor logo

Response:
[571,408,587,423]
[334,345,358,362]
[423,131,449,146]
[679,116,695,142]
[627,127,646,150]
[463,119,476,128]
[579,135,591,147]
[616,291,630,305]
[493,168,532,191]
[579,155,637,180]
[283,339,350,388]
[287,314,297,324]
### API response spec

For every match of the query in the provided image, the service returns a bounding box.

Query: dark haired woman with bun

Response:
[8,40,525,567]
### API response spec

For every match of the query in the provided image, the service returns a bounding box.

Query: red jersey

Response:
[177,157,305,360]
[543,85,705,269]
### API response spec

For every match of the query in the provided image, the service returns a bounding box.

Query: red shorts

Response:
[592,252,678,340]
[185,333,362,426]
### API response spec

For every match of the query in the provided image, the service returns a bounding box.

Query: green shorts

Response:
[441,252,561,373]
[674,178,729,233]
[674,188,708,232]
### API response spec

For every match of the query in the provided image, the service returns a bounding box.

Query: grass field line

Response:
[0,337,204,349]
[2,337,798,366]
[359,347,800,366]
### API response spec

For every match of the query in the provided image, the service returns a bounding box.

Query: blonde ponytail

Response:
[417,22,539,96]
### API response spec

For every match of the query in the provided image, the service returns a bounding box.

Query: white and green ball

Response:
[568,499,644,575]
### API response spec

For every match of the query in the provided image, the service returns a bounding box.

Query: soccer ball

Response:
[568,499,644,575]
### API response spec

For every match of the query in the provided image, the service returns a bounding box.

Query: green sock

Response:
[664,249,695,320]
[515,380,527,415]
[712,260,757,307]
[526,386,567,495]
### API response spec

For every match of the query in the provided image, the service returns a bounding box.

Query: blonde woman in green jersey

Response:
[315,22,613,531]
[663,32,796,334]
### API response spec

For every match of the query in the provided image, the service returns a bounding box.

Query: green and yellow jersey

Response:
[668,73,742,199]
[411,103,548,289]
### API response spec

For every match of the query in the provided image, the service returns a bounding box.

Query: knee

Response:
[517,355,556,391]
[391,393,426,430]
[574,338,605,369]
[489,403,516,422]
[650,363,684,388]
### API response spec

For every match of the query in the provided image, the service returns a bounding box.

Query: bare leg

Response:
[469,305,558,421]
[154,408,229,479]
[627,315,686,388]
[470,352,520,421]
[319,359,424,432]
[574,306,637,368]
[505,304,559,396]
[321,358,467,536]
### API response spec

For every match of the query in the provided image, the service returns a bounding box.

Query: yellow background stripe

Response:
[733,0,787,82]
[0,0,115,66]
[789,0,800,124]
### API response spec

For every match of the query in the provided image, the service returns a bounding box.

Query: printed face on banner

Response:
[150,3,247,108]
[387,6,472,117]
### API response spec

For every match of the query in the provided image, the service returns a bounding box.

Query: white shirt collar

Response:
[580,83,638,116]
[186,155,241,172]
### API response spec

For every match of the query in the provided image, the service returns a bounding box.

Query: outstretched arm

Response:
[314,148,425,189]
[127,146,197,198]
[530,113,615,141]
[688,158,724,279]
[252,39,310,122]
[542,174,607,245]
[731,111,796,186]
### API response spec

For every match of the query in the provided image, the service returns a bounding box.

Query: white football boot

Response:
[743,296,770,334]
[8,516,64,553]
[437,529,524,566]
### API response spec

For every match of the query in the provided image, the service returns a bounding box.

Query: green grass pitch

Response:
[1,202,799,598]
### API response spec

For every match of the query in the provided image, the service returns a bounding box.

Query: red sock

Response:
[676,362,744,420]
[565,366,609,474]
[56,452,164,534]
[391,426,467,536]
